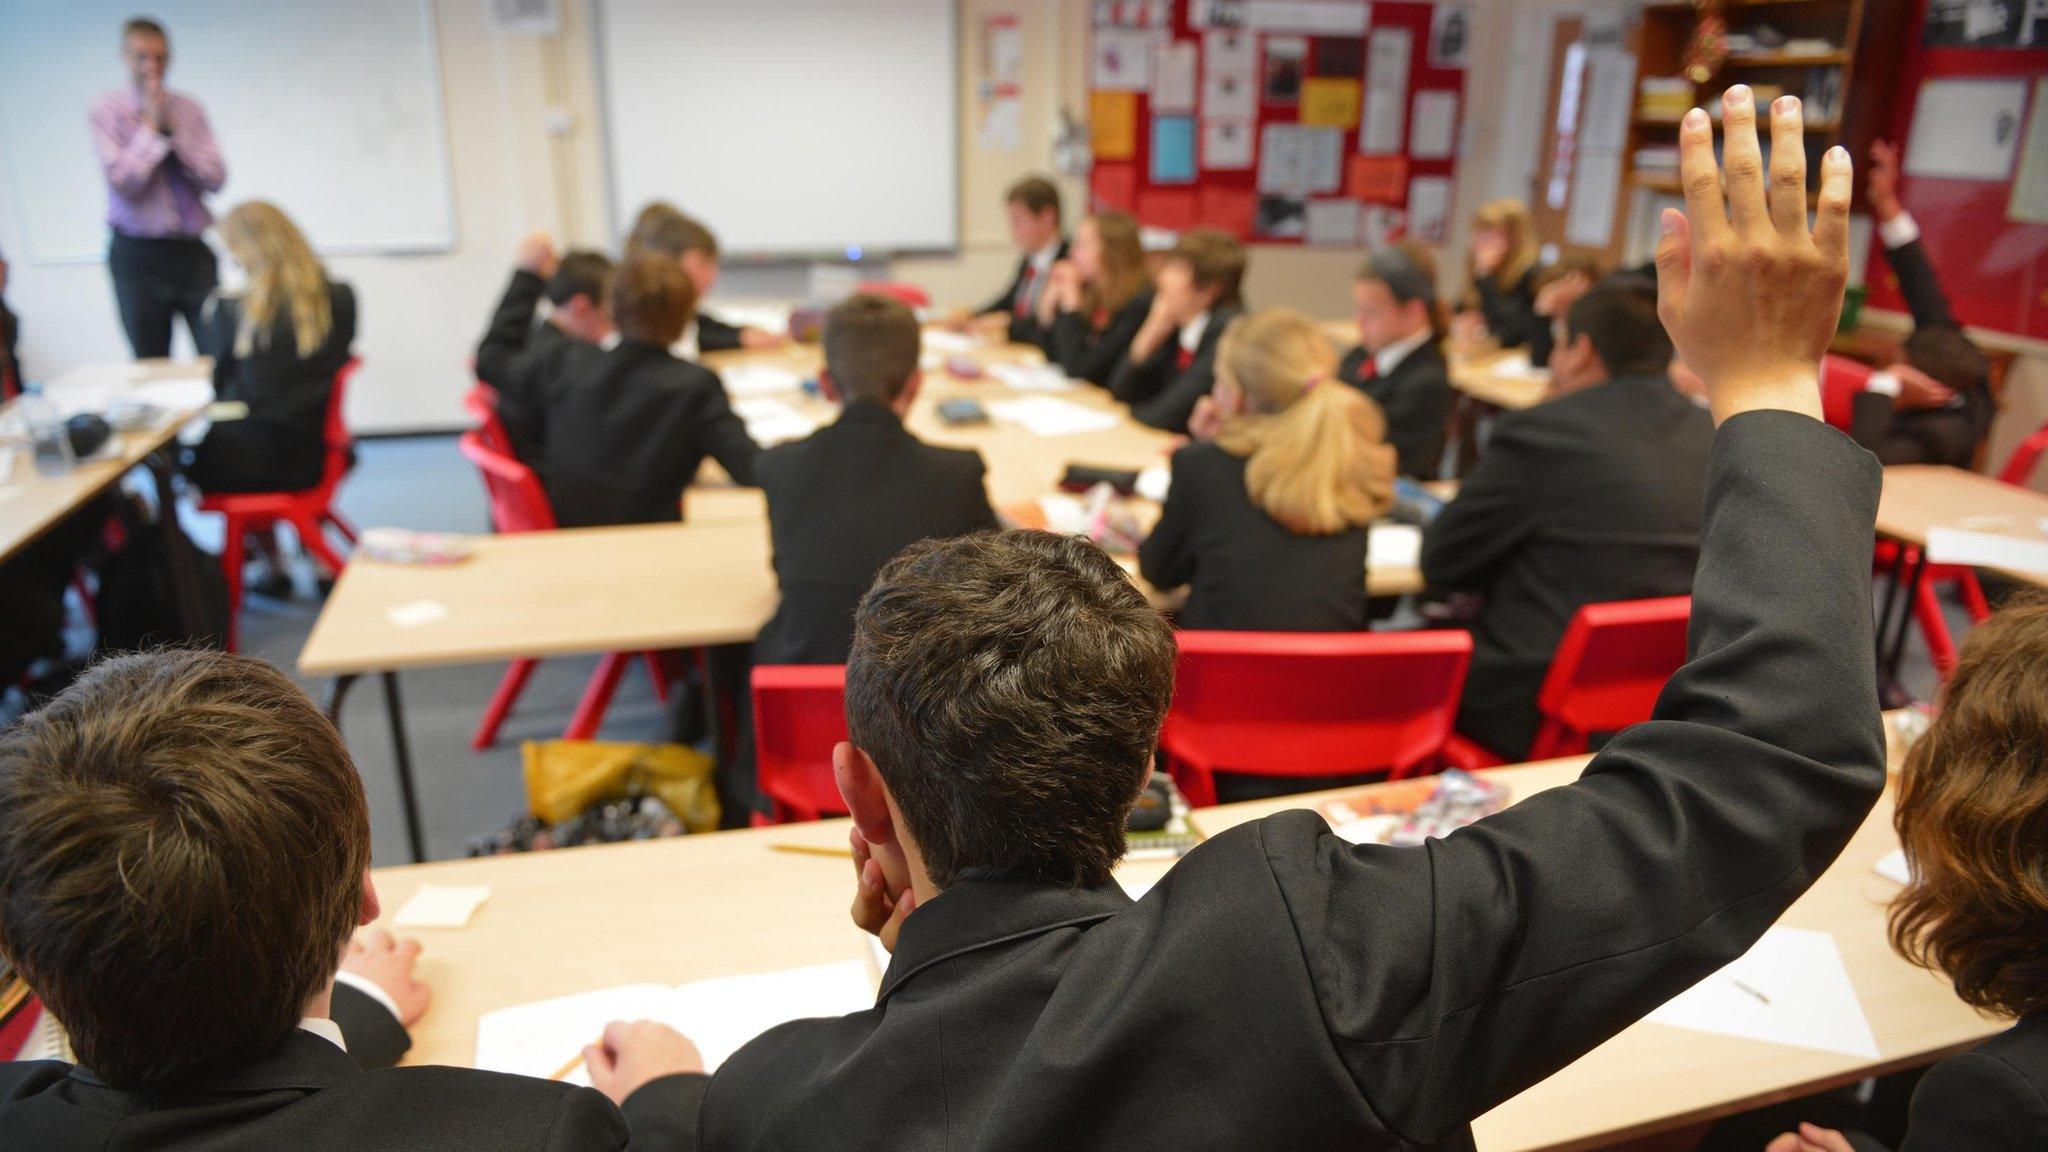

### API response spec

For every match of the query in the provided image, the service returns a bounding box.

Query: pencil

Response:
[549,1051,587,1082]
[1731,978,1772,1006]
[770,842,854,858]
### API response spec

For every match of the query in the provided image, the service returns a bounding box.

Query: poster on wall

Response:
[1263,37,1308,103]
[1429,3,1474,68]
[1202,119,1257,168]
[1257,124,1344,193]
[1361,26,1412,155]
[1154,41,1199,113]
[2011,81,2048,224]
[1923,0,2048,47]
[1095,0,1173,27]
[1094,29,1159,90]
[1904,78,2029,181]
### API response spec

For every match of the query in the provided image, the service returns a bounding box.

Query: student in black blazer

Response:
[624,203,784,356]
[0,650,628,1152]
[1337,242,1455,479]
[1109,227,1246,434]
[183,202,355,496]
[475,234,615,465]
[0,245,19,397]
[1770,600,2048,1152]
[536,254,759,529]
[1422,277,1714,761]
[963,175,1068,345]
[1453,198,1544,354]
[1842,140,1994,468]
[1033,211,1153,387]
[562,104,1889,1152]
[1140,309,1396,632]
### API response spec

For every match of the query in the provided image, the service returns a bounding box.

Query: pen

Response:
[1731,977,1772,1006]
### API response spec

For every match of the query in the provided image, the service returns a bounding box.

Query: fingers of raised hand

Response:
[1768,96,1811,238]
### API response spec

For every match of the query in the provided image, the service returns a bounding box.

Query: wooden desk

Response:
[0,359,212,564]
[367,730,1997,1152]
[1871,465,2048,681]
[1449,349,1553,412]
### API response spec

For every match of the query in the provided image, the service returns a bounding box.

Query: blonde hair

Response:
[1470,198,1539,290]
[1083,212,1148,318]
[219,201,331,359]
[1213,310,1396,536]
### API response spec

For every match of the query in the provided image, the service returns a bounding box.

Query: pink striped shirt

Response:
[88,88,227,238]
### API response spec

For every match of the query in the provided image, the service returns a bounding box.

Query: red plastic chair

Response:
[1818,354,1870,433]
[456,430,676,748]
[1526,596,1691,761]
[855,281,933,309]
[1160,630,1473,808]
[463,384,516,458]
[2000,416,2048,488]
[200,357,362,651]
[751,664,852,824]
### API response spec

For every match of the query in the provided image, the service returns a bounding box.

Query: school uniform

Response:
[979,240,1068,345]
[753,401,1000,665]
[1875,1013,2048,1151]
[1337,329,1456,480]
[327,979,413,1073]
[1420,374,1714,760]
[184,282,356,495]
[474,269,577,465]
[0,296,20,398]
[1474,266,1543,351]
[536,341,760,529]
[694,312,746,355]
[617,409,1888,1152]
[1043,291,1152,388]
[1108,305,1241,434]
[1847,213,1993,468]
[1138,440,1368,632]
[0,1025,628,1152]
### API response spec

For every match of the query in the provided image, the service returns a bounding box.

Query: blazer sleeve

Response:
[621,1072,711,1152]
[1418,415,1543,590]
[1137,446,1203,593]
[1262,411,1886,1146]
[1377,364,1457,481]
[1882,237,1959,333]
[1108,336,1176,409]
[547,1083,635,1152]
[696,312,744,354]
[1060,298,1151,388]
[475,271,548,388]
[1899,1050,2048,1152]
[327,981,412,1071]
[1477,269,1543,351]
[691,376,762,488]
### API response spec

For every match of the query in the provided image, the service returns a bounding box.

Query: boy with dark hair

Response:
[1109,227,1247,434]
[967,176,1068,343]
[1421,276,1713,759]
[537,253,759,528]
[476,232,617,464]
[586,91,1893,1152]
[0,649,628,1151]
[624,202,781,355]
[1338,242,1454,478]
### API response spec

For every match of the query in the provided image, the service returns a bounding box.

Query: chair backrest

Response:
[301,357,362,500]
[1166,630,1473,779]
[1532,596,1692,756]
[1818,354,1870,433]
[1998,416,2048,489]
[463,383,518,458]
[456,429,557,533]
[854,281,933,309]
[752,664,850,823]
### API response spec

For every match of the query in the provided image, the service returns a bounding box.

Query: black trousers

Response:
[107,232,217,359]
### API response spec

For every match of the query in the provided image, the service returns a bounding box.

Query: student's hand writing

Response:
[849,826,916,952]
[515,231,559,279]
[342,928,432,1027]
[1891,363,1958,410]
[1765,1122,1856,1152]
[1866,139,1903,225]
[1655,88,1848,426]
[585,1020,705,1105]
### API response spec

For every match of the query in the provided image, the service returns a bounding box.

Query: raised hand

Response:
[1866,139,1903,224]
[1655,87,1850,426]
[141,76,168,133]
[514,230,559,278]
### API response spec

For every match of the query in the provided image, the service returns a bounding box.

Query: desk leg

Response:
[1882,549,1929,687]
[1873,544,1908,661]
[379,671,429,864]
[326,673,358,723]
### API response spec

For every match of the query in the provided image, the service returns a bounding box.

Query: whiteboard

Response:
[0,0,456,263]
[596,0,958,258]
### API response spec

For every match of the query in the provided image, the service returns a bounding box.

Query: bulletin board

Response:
[1863,0,2048,341]
[1086,0,1470,247]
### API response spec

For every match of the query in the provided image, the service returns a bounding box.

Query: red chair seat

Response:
[1526,596,1691,761]
[751,664,851,824]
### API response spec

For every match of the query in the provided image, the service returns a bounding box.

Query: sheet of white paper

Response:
[1036,493,1093,534]
[1407,176,1453,244]
[989,397,1122,437]
[1485,351,1540,379]
[1925,527,2048,575]
[1093,28,1159,91]
[1245,0,1369,34]
[2010,80,2048,225]
[386,600,449,628]
[921,329,981,355]
[865,932,892,979]
[1152,40,1198,114]
[1135,464,1171,503]
[990,362,1079,392]
[1304,199,1363,246]
[1566,153,1624,248]
[987,18,1023,85]
[126,377,217,413]
[1368,523,1422,570]
[1409,90,1458,160]
[392,885,493,929]
[475,983,678,1085]
[719,363,807,397]
[711,302,794,333]
[1646,927,1879,1059]
[977,96,1023,152]
[1906,78,2029,181]
[1580,47,1637,152]
[666,962,876,1071]
[1361,27,1412,155]
[1202,119,1256,169]
[1204,27,1257,74]
[1202,72,1258,122]
[0,446,16,485]
[1875,848,1912,885]
[1257,124,1344,194]
[731,398,820,445]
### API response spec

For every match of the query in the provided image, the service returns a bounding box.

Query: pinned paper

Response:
[1262,36,1307,103]
[1429,2,1474,68]
[1202,119,1256,170]
[1304,199,1363,246]
[1300,77,1363,130]
[1093,28,1158,91]
[1257,124,1344,194]
[393,885,493,929]
[386,600,449,628]
[1361,27,1413,155]
[1407,175,1453,244]
[1151,116,1198,184]
[1255,195,1308,238]
[1410,91,1460,159]
[1247,0,1369,35]
[1092,91,1139,161]
[1202,71,1257,121]
[1204,27,1257,74]
[1152,41,1198,114]
[1348,154,1409,204]
[1646,927,1880,1059]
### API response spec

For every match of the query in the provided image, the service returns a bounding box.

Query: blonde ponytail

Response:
[1213,311,1396,535]
[219,201,332,359]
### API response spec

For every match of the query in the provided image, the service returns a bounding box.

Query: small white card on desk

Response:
[987,397,1121,438]
[393,884,493,929]
[922,329,981,355]
[1874,848,1912,885]
[720,364,806,398]
[1646,926,1879,1058]
[1925,527,2048,576]
[1368,524,1423,570]
[386,599,449,628]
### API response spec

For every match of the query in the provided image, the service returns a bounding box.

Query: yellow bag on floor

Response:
[521,740,721,832]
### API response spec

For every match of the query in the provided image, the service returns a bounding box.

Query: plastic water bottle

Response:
[19,384,74,477]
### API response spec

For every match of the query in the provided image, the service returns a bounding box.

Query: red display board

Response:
[1864,0,2048,341]
[1087,1,1468,246]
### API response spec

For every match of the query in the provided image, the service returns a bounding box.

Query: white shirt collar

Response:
[298,1017,348,1052]
[1179,311,1211,354]
[1028,241,1062,275]
[1374,327,1435,376]
[671,319,700,361]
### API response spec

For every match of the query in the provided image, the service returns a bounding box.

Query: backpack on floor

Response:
[93,492,229,653]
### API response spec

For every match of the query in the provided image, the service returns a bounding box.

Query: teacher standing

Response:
[88,17,227,359]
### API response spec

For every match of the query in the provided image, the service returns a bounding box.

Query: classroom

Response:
[1,1,2046,1149]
